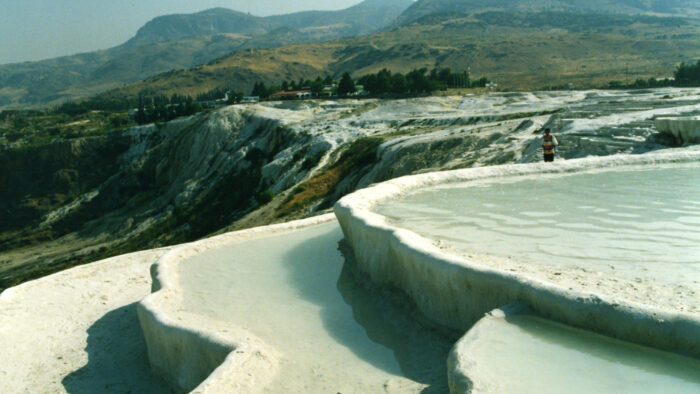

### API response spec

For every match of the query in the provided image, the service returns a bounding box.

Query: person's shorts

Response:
[544,153,554,162]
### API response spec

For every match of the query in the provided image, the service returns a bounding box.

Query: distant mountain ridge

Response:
[395,0,700,25]
[93,9,700,102]
[268,0,414,32]
[127,1,415,47]
[125,8,273,47]
[0,0,413,109]
[4,0,700,109]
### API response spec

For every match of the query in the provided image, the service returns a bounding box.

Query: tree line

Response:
[56,59,700,126]
[250,68,486,98]
[251,75,336,98]
[133,94,203,125]
[673,60,700,85]
[358,68,485,95]
[54,91,228,125]
[608,60,700,89]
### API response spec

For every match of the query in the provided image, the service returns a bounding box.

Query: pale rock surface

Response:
[0,249,172,393]
[335,150,700,360]
[655,117,700,144]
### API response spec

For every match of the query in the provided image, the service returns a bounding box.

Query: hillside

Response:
[124,8,274,47]
[5,2,700,109]
[2,87,697,290]
[395,0,700,25]
[96,10,700,101]
[0,0,412,109]
[267,0,414,34]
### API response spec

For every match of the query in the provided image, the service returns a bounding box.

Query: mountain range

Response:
[0,0,413,109]
[3,0,700,109]
[126,0,413,47]
[96,9,700,102]
[395,0,700,24]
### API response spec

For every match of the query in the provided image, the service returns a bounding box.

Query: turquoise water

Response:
[178,222,453,393]
[465,314,700,393]
[375,163,700,289]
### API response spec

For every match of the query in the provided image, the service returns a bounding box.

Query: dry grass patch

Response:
[277,137,383,217]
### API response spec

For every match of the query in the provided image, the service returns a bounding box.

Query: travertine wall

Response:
[137,214,335,393]
[334,151,700,362]
[655,117,700,144]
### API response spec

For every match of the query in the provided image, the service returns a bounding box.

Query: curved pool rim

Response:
[137,214,336,393]
[334,150,700,360]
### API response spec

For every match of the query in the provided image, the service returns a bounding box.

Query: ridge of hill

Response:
[394,0,700,25]
[95,10,700,101]
[124,8,273,48]
[0,0,413,109]
[4,1,700,110]
[267,0,414,33]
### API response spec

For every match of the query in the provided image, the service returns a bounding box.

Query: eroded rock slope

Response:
[2,88,698,289]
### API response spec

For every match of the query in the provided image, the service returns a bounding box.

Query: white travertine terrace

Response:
[655,117,700,144]
[448,304,700,393]
[137,214,336,393]
[333,150,700,370]
[137,150,700,393]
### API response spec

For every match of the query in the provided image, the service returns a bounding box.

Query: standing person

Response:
[542,128,558,162]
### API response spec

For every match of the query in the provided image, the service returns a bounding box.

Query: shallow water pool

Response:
[178,221,454,393]
[463,314,700,393]
[375,162,700,291]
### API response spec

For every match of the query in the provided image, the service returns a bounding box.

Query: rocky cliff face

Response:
[0,134,132,236]
[0,108,307,288]
[1,89,696,290]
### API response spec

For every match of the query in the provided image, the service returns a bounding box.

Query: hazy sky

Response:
[0,0,363,65]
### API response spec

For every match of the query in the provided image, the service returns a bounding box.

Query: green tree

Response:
[674,60,700,85]
[227,92,244,104]
[358,74,378,94]
[337,72,357,96]
[136,96,147,125]
[251,82,269,98]
[391,73,408,93]
[473,76,491,88]
[376,69,393,93]
[406,68,437,93]
[310,77,325,96]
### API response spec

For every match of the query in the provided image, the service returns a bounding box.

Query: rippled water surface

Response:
[375,162,700,287]
[179,222,453,393]
[466,314,700,393]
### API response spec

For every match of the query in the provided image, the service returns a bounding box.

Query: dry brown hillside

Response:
[98,11,700,100]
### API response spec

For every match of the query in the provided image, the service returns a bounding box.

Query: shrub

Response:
[245,147,267,165]
[256,189,274,205]
[301,153,323,170]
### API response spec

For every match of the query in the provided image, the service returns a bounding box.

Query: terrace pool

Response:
[177,221,454,393]
[458,313,700,393]
[375,162,700,295]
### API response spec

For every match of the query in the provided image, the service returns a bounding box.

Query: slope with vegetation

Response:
[92,10,700,102]
[0,0,413,109]
[2,86,696,290]
[5,0,700,109]
[394,0,700,25]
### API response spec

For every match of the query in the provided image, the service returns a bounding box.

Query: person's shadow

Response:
[62,302,172,394]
